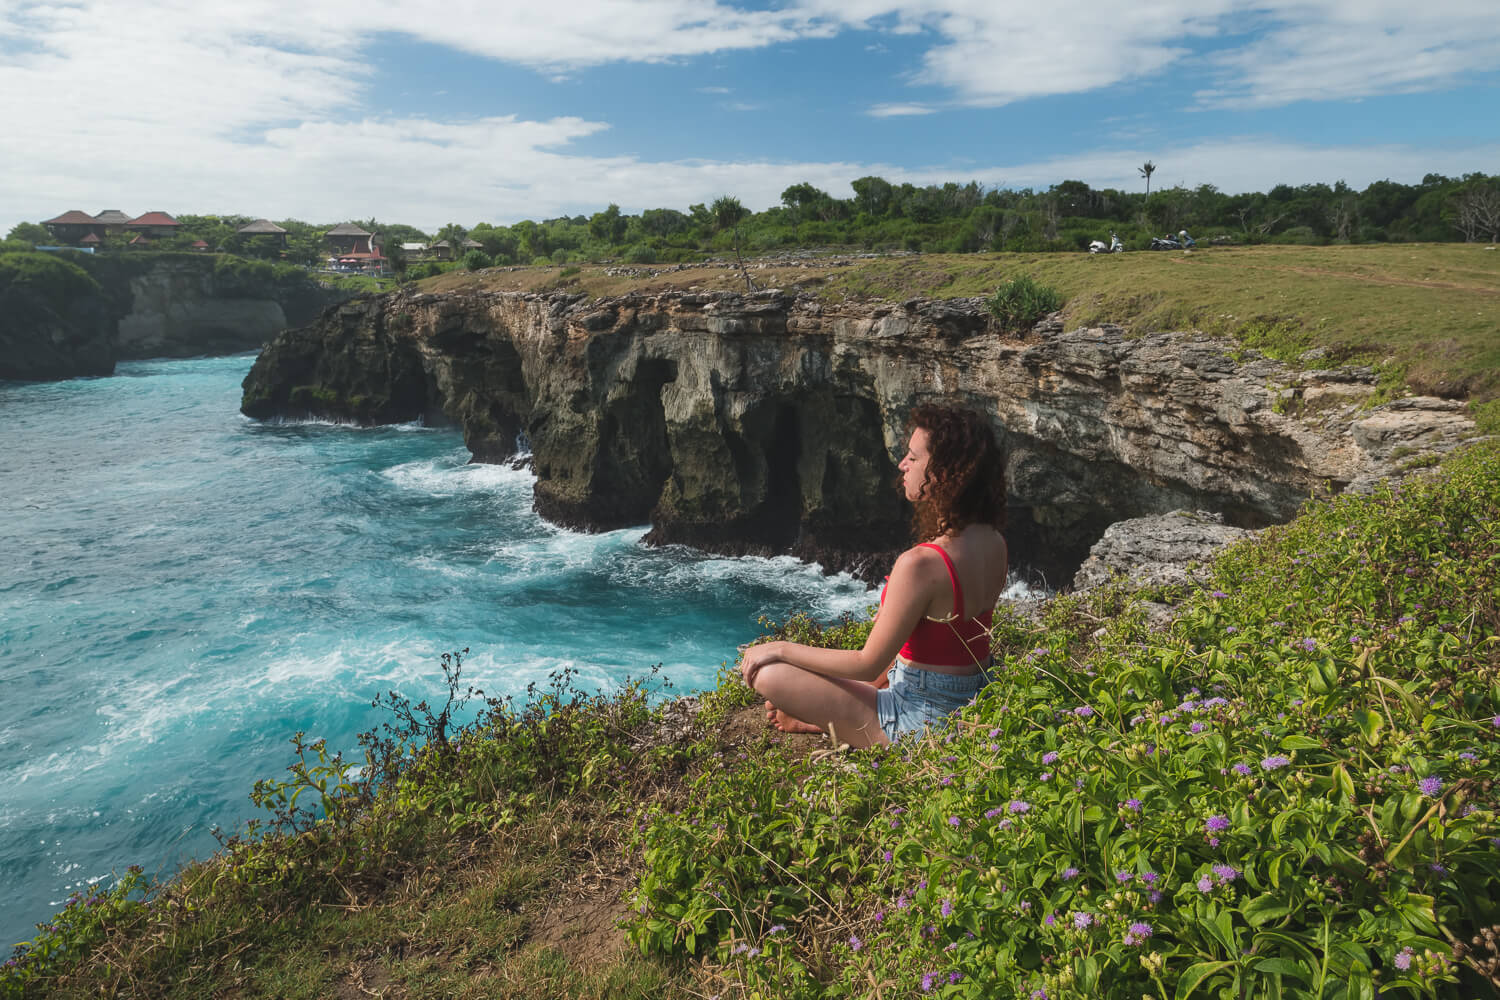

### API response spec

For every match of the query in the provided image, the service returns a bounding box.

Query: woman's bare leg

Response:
[764,661,891,734]
[752,661,889,748]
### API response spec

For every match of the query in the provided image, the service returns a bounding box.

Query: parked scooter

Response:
[1089,232,1125,254]
[1150,230,1197,251]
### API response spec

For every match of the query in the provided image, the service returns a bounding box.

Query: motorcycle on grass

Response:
[1088,232,1125,254]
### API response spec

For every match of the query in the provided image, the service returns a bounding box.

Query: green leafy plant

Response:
[629,440,1500,999]
[986,274,1065,332]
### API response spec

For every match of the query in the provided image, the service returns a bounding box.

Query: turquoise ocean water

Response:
[0,354,879,947]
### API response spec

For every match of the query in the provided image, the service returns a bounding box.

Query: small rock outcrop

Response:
[240,288,1480,583]
[1070,510,1255,592]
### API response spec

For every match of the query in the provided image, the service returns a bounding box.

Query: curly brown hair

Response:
[906,404,1007,540]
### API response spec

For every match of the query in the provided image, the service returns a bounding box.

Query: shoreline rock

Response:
[240,287,1480,584]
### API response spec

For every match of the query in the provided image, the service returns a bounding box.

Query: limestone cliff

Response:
[0,252,350,381]
[240,288,1477,583]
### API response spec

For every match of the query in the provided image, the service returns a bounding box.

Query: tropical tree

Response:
[711,195,753,290]
[6,222,51,246]
[1138,161,1157,198]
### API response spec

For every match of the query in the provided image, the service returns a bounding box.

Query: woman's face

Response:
[899,428,932,503]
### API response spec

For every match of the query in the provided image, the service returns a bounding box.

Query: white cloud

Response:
[866,102,937,116]
[1195,2,1500,108]
[794,0,1500,109]
[1,1,1496,235]
[955,138,1500,196]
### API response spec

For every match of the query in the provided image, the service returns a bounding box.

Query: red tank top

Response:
[879,543,994,668]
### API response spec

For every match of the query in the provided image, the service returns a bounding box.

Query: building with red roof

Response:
[124,208,183,238]
[126,211,181,237]
[42,210,106,244]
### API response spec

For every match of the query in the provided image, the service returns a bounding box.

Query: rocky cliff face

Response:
[240,288,1478,583]
[0,253,349,380]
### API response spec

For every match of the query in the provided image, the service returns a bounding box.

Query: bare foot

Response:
[765,700,824,735]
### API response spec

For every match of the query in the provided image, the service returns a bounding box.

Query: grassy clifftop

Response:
[426,243,1500,401]
[6,438,1498,998]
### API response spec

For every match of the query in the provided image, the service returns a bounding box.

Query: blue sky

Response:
[2,1,1496,235]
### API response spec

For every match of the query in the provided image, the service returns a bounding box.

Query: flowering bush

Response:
[629,440,1500,998]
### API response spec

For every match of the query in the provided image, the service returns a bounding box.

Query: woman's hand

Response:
[739,641,785,688]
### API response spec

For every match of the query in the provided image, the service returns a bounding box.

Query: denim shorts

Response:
[876,660,991,742]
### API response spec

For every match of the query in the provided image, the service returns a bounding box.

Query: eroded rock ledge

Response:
[240,288,1477,583]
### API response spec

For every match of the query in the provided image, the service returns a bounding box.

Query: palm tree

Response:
[1138,161,1157,199]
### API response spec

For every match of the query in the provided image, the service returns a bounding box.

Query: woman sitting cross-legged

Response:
[741,404,1008,747]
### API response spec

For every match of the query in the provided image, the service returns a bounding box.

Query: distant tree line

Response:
[413,171,1500,272]
[6,172,1497,276]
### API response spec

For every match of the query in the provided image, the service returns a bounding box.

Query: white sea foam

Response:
[250,415,437,431]
[382,454,534,498]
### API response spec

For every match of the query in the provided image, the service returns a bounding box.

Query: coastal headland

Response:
[8,243,1499,998]
[0,252,350,381]
[241,245,1485,584]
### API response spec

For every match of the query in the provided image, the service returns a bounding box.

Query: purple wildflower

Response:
[949,971,963,984]
[1419,776,1443,797]
[1044,913,1056,927]
[941,899,953,917]
[1213,864,1240,883]
[1394,947,1413,971]
[921,972,936,993]
[1299,638,1317,652]
[1212,590,1228,598]
[1261,754,1291,770]
[985,807,1004,819]
[883,850,893,862]
[1123,798,1142,812]
[849,935,862,951]
[768,923,786,934]
[1073,911,1094,929]
[948,815,961,827]
[1124,921,1154,945]
[1196,875,1214,892]
[1074,705,1094,718]
[1042,751,1059,764]
[1205,814,1230,832]
[1233,763,1252,776]
[1191,722,1206,733]
[1031,991,1049,1000]
[1009,799,1031,814]
[1116,871,1133,883]
[1491,715,1500,727]
[1141,871,1158,885]
[939,775,953,786]
[1062,867,1080,880]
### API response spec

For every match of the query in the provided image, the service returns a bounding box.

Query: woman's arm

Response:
[741,546,942,685]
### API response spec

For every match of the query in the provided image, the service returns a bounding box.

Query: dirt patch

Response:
[334,958,395,999]
[528,891,634,968]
